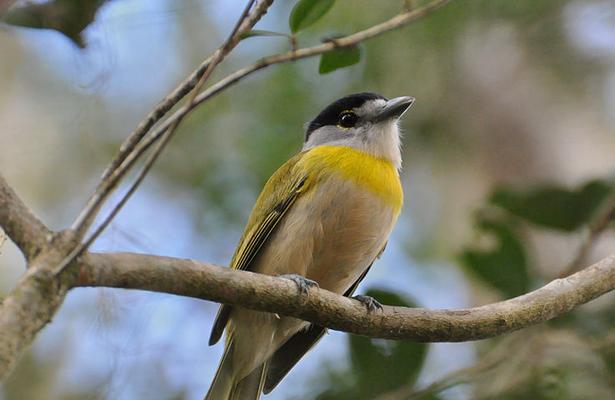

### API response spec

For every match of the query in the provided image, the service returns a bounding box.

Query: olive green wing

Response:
[209,152,309,346]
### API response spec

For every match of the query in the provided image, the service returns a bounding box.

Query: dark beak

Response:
[374,96,415,122]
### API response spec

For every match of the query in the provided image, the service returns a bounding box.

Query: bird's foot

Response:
[280,274,319,295]
[352,295,383,312]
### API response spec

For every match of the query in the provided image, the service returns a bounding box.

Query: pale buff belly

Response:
[230,175,398,379]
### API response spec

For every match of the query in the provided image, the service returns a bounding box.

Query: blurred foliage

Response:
[349,290,427,399]
[460,178,614,298]
[1,0,109,47]
[459,215,530,298]
[455,176,615,398]
[469,330,614,400]
[158,0,608,229]
[1,0,615,399]
[490,180,615,232]
[315,289,429,400]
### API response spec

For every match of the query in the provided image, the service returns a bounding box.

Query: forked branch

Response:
[2,0,612,386]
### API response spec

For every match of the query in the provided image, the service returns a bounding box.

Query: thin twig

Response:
[52,0,264,275]
[375,335,516,400]
[70,0,273,238]
[142,0,453,152]
[69,0,452,252]
[1,170,614,378]
[58,0,451,275]
[561,191,615,277]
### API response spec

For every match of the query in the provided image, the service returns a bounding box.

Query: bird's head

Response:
[303,92,414,169]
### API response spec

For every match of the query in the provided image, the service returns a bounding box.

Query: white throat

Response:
[303,121,402,170]
[360,120,402,169]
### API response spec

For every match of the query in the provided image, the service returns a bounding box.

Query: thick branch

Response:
[0,175,71,378]
[0,3,274,378]
[0,170,612,377]
[2,0,610,386]
[79,252,615,342]
[0,230,78,378]
[0,175,51,260]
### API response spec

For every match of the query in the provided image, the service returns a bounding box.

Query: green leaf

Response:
[459,217,530,298]
[349,289,427,399]
[239,29,290,41]
[289,0,335,33]
[490,180,613,232]
[319,46,361,74]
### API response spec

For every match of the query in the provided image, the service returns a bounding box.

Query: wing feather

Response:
[209,153,309,346]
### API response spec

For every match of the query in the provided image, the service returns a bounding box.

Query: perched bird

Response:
[206,92,414,400]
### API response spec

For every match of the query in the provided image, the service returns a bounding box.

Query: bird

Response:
[205,92,414,400]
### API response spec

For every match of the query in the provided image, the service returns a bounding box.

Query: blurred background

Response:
[0,0,614,399]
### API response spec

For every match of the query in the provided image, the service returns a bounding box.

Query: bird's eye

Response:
[339,112,358,128]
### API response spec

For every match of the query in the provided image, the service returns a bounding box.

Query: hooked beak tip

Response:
[375,96,415,121]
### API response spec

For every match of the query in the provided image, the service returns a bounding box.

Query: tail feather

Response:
[230,362,268,400]
[205,340,235,400]
[205,340,268,400]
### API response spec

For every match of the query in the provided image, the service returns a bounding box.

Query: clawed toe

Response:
[280,274,319,294]
[352,295,383,312]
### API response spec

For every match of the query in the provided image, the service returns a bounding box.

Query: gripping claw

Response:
[352,295,383,312]
[280,274,319,294]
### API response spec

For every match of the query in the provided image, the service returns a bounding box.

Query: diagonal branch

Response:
[92,0,452,214]
[51,0,271,276]
[5,0,611,386]
[561,191,615,277]
[1,169,613,377]
[79,252,615,342]
[70,0,274,239]
[96,0,271,187]
[0,175,51,261]
[68,0,451,246]
[0,2,273,378]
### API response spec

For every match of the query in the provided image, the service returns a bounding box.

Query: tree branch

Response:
[68,0,450,247]
[1,171,613,378]
[52,0,274,276]
[0,2,275,378]
[108,0,452,187]
[96,0,271,187]
[2,0,612,388]
[78,252,615,342]
[0,230,78,378]
[0,175,71,378]
[561,191,615,277]
[70,0,274,239]
[0,175,51,261]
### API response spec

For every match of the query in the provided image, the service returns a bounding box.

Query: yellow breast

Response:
[298,145,403,213]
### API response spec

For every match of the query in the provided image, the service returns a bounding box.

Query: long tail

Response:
[205,340,235,400]
[205,340,268,400]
